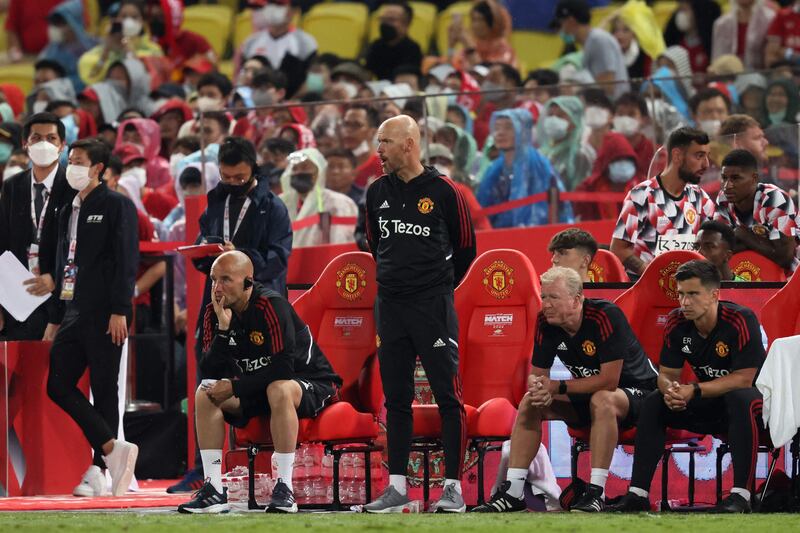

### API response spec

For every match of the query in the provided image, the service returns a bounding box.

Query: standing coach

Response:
[363,115,476,513]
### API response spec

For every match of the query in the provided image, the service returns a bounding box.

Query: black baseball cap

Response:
[549,0,591,29]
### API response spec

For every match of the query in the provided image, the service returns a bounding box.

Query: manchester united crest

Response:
[716,341,729,358]
[751,224,768,237]
[336,263,367,301]
[658,261,682,300]
[685,208,697,225]
[582,340,597,356]
[482,260,514,299]
[587,262,604,283]
[417,197,434,214]
[249,331,264,346]
[732,260,761,281]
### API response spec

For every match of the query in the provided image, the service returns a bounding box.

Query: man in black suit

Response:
[0,112,74,340]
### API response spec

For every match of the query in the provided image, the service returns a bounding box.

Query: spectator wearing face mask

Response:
[664,0,722,74]
[115,118,172,189]
[237,0,317,99]
[689,88,731,140]
[474,62,522,149]
[151,98,194,159]
[575,132,641,221]
[177,72,236,139]
[324,148,364,205]
[27,60,77,117]
[365,1,423,81]
[78,0,164,86]
[537,96,595,191]
[428,143,491,231]
[2,148,30,183]
[147,0,216,80]
[581,89,615,155]
[341,104,382,188]
[762,78,799,127]
[246,69,289,150]
[448,0,516,68]
[613,93,656,180]
[477,109,573,228]
[38,0,98,93]
[4,0,62,62]
[0,122,23,180]
[279,148,357,248]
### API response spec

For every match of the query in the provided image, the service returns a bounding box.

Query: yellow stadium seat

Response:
[511,31,564,71]
[0,13,7,52]
[233,9,303,54]
[218,59,234,80]
[436,1,471,56]
[652,1,677,30]
[0,62,36,95]
[302,3,368,59]
[590,4,620,28]
[367,1,437,54]
[182,4,233,58]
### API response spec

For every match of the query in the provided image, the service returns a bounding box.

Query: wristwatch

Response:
[692,382,702,399]
[558,380,567,395]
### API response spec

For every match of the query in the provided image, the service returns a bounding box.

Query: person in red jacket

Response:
[574,132,641,222]
[146,0,216,79]
[4,0,62,60]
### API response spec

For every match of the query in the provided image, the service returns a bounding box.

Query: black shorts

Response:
[566,383,656,429]
[223,378,339,429]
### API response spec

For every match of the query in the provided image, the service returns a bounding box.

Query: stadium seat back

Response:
[0,63,35,96]
[614,250,703,371]
[368,2,436,54]
[730,251,786,282]
[760,270,800,347]
[182,5,233,58]
[233,9,254,51]
[456,249,541,407]
[652,1,678,30]
[510,31,564,71]
[436,2,472,57]
[302,3,369,59]
[293,252,378,410]
[0,13,6,52]
[588,249,628,283]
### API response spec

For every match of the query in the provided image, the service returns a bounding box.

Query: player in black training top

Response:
[473,266,657,514]
[363,115,476,514]
[178,252,341,515]
[611,260,765,514]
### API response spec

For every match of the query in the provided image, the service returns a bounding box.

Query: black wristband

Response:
[692,382,701,399]
[558,380,567,395]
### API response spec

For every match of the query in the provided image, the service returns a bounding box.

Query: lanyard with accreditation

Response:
[59,202,80,301]
[223,195,251,242]
[28,187,50,274]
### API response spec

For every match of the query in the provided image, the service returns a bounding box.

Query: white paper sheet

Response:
[0,251,50,322]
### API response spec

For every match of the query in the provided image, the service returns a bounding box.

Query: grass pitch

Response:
[1,512,799,532]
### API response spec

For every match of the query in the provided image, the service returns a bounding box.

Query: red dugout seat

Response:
[760,270,800,346]
[588,249,628,282]
[411,249,541,504]
[730,251,786,282]
[231,252,382,509]
[570,251,707,509]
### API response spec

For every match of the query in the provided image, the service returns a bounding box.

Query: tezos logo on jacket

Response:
[378,216,431,238]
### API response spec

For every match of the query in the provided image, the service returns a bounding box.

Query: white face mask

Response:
[169,153,186,177]
[698,119,721,137]
[47,25,64,44]
[28,141,60,167]
[675,10,691,32]
[584,106,611,130]
[613,115,640,137]
[66,164,92,191]
[123,167,147,188]
[262,4,289,26]
[32,101,48,114]
[196,96,223,112]
[608,159,637,184]
[352,140,371,157]
[2,165,23,181]
[434,164,452,177]
[542,115,569,142]
[121,17,143,38]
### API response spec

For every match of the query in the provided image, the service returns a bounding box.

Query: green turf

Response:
[1,512,799,532]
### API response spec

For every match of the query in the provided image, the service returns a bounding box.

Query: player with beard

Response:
[610,127,716,277]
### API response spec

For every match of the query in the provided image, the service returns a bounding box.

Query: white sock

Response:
[200,449,223,493]
[731,487,751,501]
[445,478,462,494]
[629,486,649,498]
[273,452,295,491]
[505,468,528,499]
[389,474,407,495]
[590,468,609,492]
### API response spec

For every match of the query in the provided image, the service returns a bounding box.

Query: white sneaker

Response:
[103,440,138,496]
[73,465,106,497]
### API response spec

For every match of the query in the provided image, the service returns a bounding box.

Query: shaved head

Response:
[376,114,425,181]
[210,251,255,310]
[213,250,254,278]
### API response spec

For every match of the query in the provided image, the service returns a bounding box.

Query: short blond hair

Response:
[540,266,583,297]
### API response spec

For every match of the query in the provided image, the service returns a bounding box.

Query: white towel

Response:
[755,335,800,448]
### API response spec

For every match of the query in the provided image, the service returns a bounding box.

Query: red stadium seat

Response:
[760,270,800,346]
[410,249,540,504]
[730,251,786,282]
[568,251,707,508]
[588,249,628,283]
[231,252,382,509]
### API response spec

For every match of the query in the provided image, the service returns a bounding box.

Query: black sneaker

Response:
[607,491,651,513]
[177,480,229,514]
[558,477,587,511]
[266,479,297,513]
[570,483,605,513]
[713,492,751,514]
[471,481,527,513]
